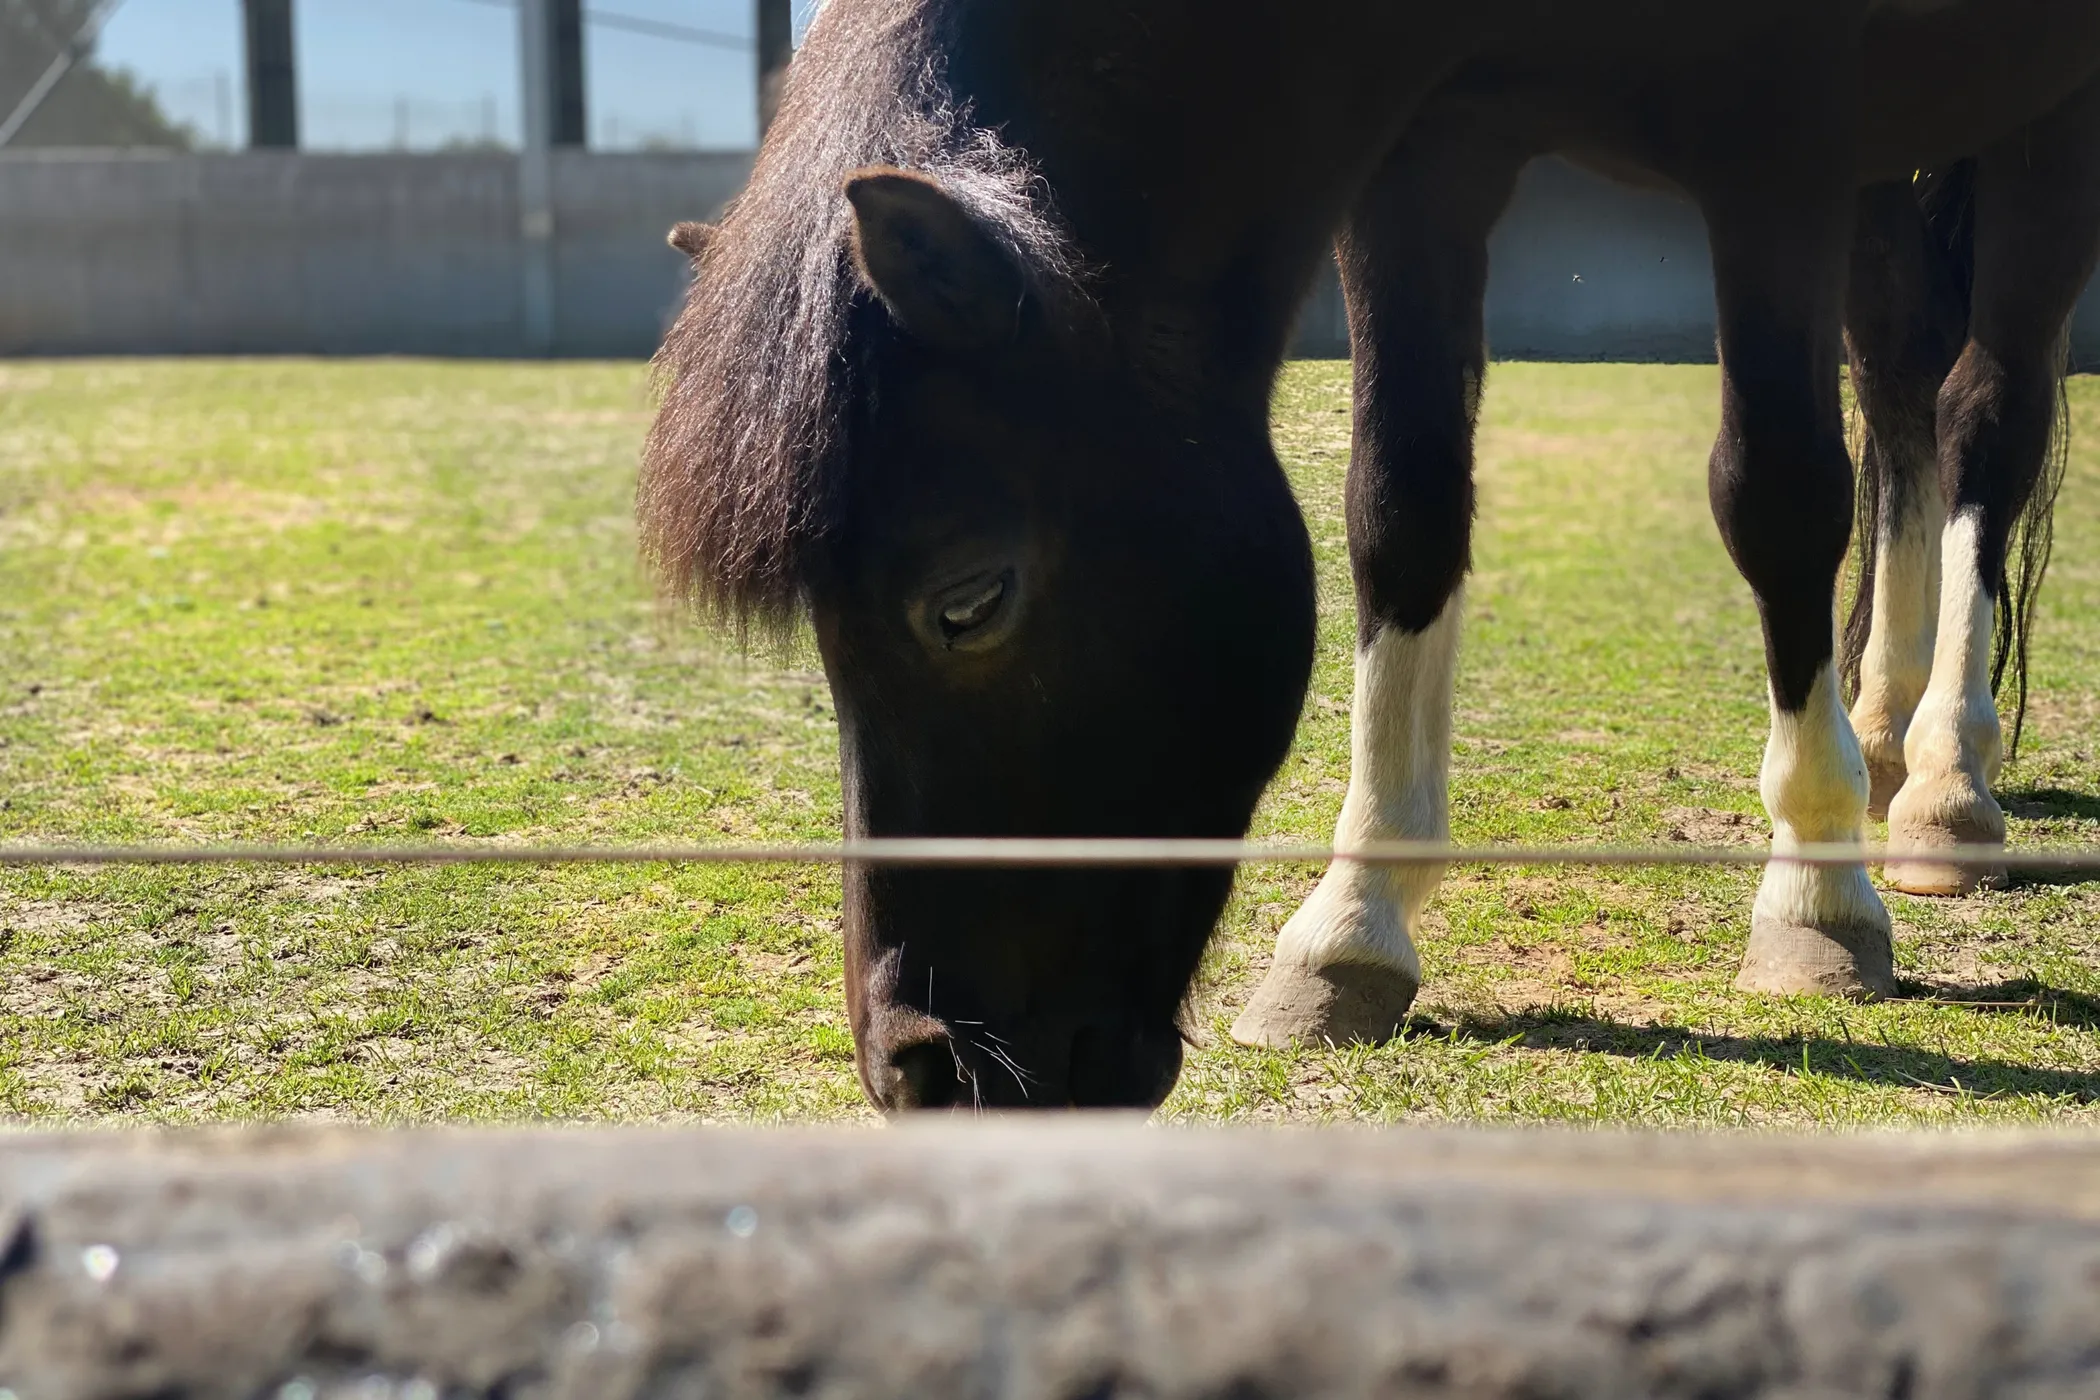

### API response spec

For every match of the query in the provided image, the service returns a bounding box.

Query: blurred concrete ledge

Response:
[2,1121,2099,1397]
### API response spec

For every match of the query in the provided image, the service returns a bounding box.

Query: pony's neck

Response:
[943,2,1483,404]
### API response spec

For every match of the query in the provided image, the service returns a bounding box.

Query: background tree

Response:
[1,0,196,147]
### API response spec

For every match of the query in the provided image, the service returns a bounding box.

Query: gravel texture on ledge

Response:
[3,1122,2099,1398]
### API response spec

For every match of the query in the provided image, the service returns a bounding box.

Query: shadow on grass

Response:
[2003,786,2100,823]
[1896,977,2100,1031]
[1992,787,2100,889]
[1418,992,2100,1102]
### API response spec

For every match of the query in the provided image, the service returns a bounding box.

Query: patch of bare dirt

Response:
[2021,690,2100,752]
[1414,956,1689,1047]
[527,950,624,1011]
[1661,759,1752,787]
[737,947,813,978]
[1661,806,1765,845]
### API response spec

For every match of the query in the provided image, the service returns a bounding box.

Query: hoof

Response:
[1864,756,1907,822]
[1885,778,2006,896]
[1848,705,1908,821]
[1231,960,1419,1049]
[1882,850,2008,897]
[1735,915,1895,1000]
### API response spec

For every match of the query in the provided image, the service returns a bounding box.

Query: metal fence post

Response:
[757,0,792,136]
[551,0,586,147]
[518,0,558,354]
[242,0,297,149]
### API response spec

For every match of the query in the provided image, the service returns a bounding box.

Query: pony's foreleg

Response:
[1843,181,1963,816]
[1886,83,2100,895]
[1703,178,1896,1000]
[1232,121,1524,1049]
[1233,594,1462,1047]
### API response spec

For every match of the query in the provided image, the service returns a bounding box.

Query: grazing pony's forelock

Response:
[639,1,1085,636]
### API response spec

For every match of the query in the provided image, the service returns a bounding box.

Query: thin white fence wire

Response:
[0,839,2093,872]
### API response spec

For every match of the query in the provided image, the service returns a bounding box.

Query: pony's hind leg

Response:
[1701,171,1896,1000]
[1886,80,2100,895]
[1842,179,1966,817]
[1231,120,1527,1049]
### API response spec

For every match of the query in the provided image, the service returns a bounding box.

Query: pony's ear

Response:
[667,220,714,261]
[845,167,1025,351]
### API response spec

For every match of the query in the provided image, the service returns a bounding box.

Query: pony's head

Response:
[641,20,1313,1109]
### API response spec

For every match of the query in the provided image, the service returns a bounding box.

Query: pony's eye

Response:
[937,574,1007,641]
[914,566,1022,656]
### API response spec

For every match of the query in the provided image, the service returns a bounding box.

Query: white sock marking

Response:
[1851,465,1943,768]
[1270,590,1462,979]
[1901,509,2002,792]
[1754,661,1887,932]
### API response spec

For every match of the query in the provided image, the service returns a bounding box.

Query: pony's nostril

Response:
[885,1040,963,1110]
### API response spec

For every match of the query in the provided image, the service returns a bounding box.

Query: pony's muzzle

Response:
[875,1034,968,1110]
[865,1015,1184,1112]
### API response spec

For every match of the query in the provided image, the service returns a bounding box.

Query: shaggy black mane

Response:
[639,0,1082,633]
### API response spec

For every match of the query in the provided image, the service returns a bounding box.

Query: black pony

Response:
[644,1,2100,1108]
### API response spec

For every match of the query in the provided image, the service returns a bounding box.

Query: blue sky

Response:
[95,0,816,150]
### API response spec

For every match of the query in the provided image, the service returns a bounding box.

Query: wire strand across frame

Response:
[0,838,2094,872]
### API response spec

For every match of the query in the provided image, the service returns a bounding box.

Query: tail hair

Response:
[1994,338,2070,761]
[1838,416,1885,701]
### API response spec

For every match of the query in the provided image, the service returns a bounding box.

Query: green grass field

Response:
[3,358,2098,1126]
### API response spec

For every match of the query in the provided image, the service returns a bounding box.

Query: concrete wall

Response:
[1291,155,2100,365]
[6,149,2100,363]
[0,150,750,357]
